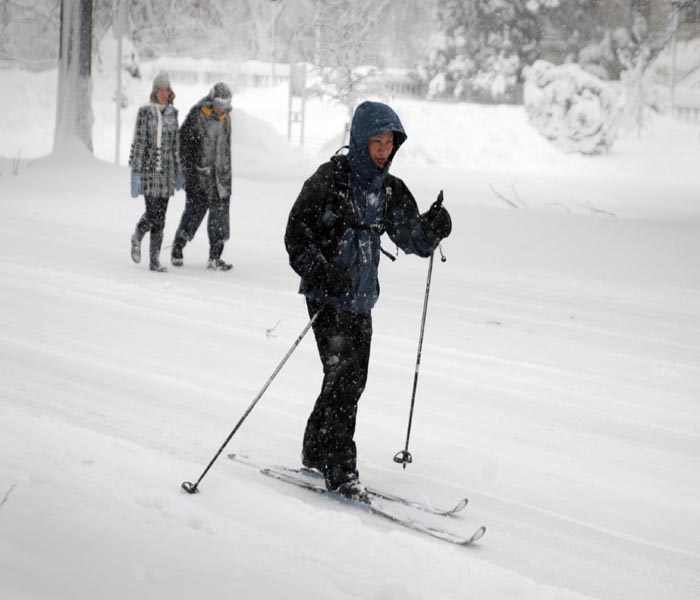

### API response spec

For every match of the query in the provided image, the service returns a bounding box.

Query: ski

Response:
[367,485,468,516]
[294,466,469,517]
[228,453,467,517]
[227,454,485,546]
[259,466,485,546]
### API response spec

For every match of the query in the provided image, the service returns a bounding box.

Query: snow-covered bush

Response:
[523,60,622,155]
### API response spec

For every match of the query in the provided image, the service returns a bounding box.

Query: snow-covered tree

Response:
[544,0,604,68]
[294,0,393,127]
[124,0,277,59]
[422,0,563,103]
[0,0,58,67]
[54,0,94,154]
[376,0,436,69]
[421,0,474,99]
[571,7,668,136]
[524,59,622,154]
[614,13,655,135]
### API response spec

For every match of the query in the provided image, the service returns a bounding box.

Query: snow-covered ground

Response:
[1,62,699,600]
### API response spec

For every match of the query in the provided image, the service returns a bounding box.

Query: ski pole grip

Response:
[435,189,443,208]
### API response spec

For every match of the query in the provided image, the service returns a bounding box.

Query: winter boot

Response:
[171,235,186,267]
[149,232,167,272]
[325,466,369,503]
[334,478,369,503]
[207,258,233,271]
[130,226,146,263]
[130,233,141,263]
[207,241,232,271]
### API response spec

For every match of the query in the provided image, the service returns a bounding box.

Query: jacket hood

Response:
[346,101,406,194]
[349,101,407,152]
[193,82,232,114]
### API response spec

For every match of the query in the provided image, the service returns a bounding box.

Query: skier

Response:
[170,82,234,271]
[284,101,452,501]
[129,71,184,272]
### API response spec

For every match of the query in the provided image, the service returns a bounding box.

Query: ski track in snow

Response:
[2,78,700,598]
[5,179,699,600]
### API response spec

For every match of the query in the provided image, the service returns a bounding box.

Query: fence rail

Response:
[144,58,700,121]
[670,87,700,122]
[144,59,427,99]
[672,105,700,121]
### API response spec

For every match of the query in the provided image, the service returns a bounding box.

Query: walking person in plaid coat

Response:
[129,71,185,272]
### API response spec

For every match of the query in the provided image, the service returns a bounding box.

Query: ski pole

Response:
[393,251,434,469]
[394,235,446,469]
[182,308,322,494]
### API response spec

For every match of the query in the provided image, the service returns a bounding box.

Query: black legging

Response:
[135,195,169,264]
[303,298,372,479]
[136,195,169,235]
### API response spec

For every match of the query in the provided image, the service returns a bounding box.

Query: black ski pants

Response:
[174,189,230,254]
[303,298,372,482]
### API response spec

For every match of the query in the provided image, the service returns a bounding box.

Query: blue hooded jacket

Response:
[330,101,408,312]
[285,101,439,314]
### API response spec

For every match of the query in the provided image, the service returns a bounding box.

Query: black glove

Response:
[424,190,452,240]
[305,254,351,301]
[324,266,352,300]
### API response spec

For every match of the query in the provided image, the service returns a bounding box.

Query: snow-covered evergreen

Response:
[421,0,564,103]
[524,59,622,154]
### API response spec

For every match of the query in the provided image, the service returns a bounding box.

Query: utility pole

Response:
[113,0,128,165]
[288,63,306,146]
[270,0,284,83]
[669,0,693,113]
[670,0,680,112]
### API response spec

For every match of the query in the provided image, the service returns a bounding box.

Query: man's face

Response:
[367,130,394,168]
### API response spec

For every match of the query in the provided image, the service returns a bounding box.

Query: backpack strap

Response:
[329,154,397,262]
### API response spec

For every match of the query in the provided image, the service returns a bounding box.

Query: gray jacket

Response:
[180,100,232,199]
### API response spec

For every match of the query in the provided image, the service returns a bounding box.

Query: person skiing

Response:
[129,71,184,272]
[284,100,452,501]
[170,82,234,271]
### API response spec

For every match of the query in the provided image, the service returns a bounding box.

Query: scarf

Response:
[150,102,165,172]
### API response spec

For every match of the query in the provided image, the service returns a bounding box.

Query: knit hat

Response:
[152,71,171,91]
[209,82,232,112]
[150,71,175,104]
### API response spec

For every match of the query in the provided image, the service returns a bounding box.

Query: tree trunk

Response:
[53,0,94,154]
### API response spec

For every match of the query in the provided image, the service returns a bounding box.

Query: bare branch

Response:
[545,201,573,212]
[266,320,281,339]
[488,183,520,209]
[509,179,528,208]
[0,484,17,510]
[571,199,617,217]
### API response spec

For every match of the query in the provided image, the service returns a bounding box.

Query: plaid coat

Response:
[129,103,183,198]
